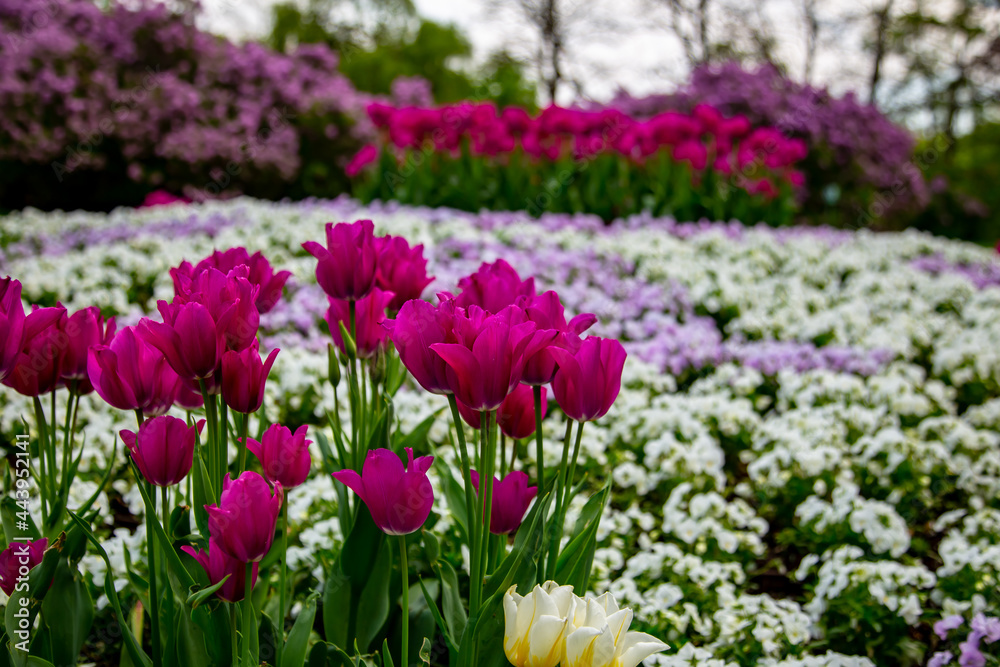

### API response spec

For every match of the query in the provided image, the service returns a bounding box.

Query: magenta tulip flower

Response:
[470,471,537,535]
[452,259,535,313]
[374,235,434,310]
[302,220,378,301]
[120,415,204,487]
[332,448,433,536]
[221,345,279,413]
[140,301,231,381]
[173,247,292,314]
[172,266,260,353]
[498,385,546,439]
[244,424,312,489]
[326,288,395,359]
[0,277,27,382]
[384,298,459,395]
[206,471,283,562]
[431,305,554,411]
[455,398,482,430]
[181,539,259,603]
[518,291,597,385]
[88,326,181,414]
[0,538,48,596]
[3,305,68,397]
[59,306,116,393]
[550,337,627,422]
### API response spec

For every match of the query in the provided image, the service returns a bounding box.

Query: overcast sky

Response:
[195,0,883,104]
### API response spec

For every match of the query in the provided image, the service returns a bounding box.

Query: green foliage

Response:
[909,122,1000,244]
[267,1,538,109]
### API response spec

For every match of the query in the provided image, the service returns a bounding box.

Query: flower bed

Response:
[2,198,1000,666]
[350,103,807,224]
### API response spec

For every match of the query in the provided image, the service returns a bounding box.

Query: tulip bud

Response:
[205,471,283,563]
[0,539,48,596]
[120,416,205,487]
[332,448,434,536]
[244,424,312,489]
[337,321,357,360]
[370,347,386,386]
[327,343,341,386]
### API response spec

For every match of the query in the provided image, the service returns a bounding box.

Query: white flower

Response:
[503,582,575,667]
[563,593,669,667]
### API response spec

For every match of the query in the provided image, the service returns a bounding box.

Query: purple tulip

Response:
[59,306,116,393]
[0,538,48,596]
[374,235,435,311]
[0,277,27,382]
[326,288,395,359]
[456,385,546,439]
[221,345,279,413]
[181,538,260,603]
[431,305,553,411]
[302,220,378,301]
[120,416,204,487]
[172,266,260,353]
[452,259,535,313]
[498,384,546,439]
[3,305,68,397]
[549,337,627,422]
[205,471,283,562]
[173,247,292,314]
[470,470,537,535]
[384,298,459,395]
[518,291,596,385]
[140,301,231,380]
[88,326,181,415]
[244,424,312,489]
[332,448,433,536]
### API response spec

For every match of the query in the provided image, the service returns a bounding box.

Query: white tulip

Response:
[503,582,576,667]
[562,593,668,667]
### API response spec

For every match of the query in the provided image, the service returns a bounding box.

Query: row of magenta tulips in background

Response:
[0,220,664,667]
[348,102,808,224]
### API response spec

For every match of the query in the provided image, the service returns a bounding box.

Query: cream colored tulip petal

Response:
[527,615,570,667]
[504,587,521,657]
[606,608,634,647]
[594,591,621,616]
[564,626,603,667]
[614,631,669,667]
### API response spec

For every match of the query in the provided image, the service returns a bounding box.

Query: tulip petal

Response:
[331,469,365,503]
[615,632,669,667]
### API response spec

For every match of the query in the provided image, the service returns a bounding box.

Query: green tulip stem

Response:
[60,385,79,499]
[499,433,507,478]
[279,499,289,639]
[348,301,362,471]
[509,437,519,475]
[237,412,249,476]
[49,389,58,502]
[161,487,170,545]
[32,396,48,527]
[242,561,254,667]
[398,535,409,667]
[563,421,585,513]
[146,481,162,667]
[533,386,544,491]
[220,399,229,478]
[546,418,575,580]
[480,410,498,582]
[199,380,218,502]
[230,604,238,665]
[447,395,477,612]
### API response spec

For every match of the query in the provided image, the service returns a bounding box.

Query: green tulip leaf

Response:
[186,574,231,609]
